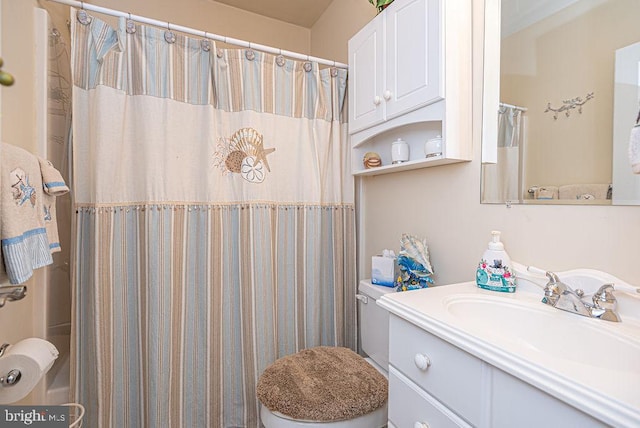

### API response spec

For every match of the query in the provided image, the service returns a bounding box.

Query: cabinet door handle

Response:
[383,90,392,101]
[373,95,381,105]
[414,422,430,428]
[414,353,431,371]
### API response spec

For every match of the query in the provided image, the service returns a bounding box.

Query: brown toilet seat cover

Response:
[256,346,388,422]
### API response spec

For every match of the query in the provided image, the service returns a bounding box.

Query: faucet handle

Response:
[545,271,560,284]
[543,271,567,296]
[541,271,563,305]
[593,284,617,310]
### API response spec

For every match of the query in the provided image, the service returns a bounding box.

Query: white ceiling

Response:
[213,0,334,28]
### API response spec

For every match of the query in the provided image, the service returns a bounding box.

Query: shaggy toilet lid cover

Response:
[256,346,388,422]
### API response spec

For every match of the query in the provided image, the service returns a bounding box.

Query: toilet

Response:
[257,281,394,427]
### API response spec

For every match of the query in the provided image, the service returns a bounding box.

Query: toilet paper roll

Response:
[0,338,59,404]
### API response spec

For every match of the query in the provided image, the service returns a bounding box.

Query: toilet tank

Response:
[357,280,395,372]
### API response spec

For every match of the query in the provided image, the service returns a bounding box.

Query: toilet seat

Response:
[260,403,387,428]
[257,347,388,427]
[260,357,388,427]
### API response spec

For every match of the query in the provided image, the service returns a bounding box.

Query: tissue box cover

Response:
[371,256,396,287]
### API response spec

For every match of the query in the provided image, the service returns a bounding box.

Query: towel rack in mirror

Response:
[0,286,27,308]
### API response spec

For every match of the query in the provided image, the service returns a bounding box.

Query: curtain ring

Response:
[245,42,255,61]
[330,63,338,77]
[126,13,136,34]
[164,22,176,44]
[303,55,312,72]
[276,49,285,67]
[76,3,91,25]
[201,31,211,52]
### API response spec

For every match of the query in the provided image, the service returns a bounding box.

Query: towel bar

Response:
[0,285,27,308]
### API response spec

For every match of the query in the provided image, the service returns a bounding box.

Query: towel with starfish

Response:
[1,143,69,284]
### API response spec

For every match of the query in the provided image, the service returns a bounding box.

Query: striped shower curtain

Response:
[481,106,524,203]
[70,13,355,427]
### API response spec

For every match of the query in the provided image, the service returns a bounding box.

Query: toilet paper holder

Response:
[0,369,21,387]
[0,343,22,387]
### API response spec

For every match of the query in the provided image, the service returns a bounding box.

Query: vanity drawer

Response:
[389,314,484,425]
[388,367,472,428]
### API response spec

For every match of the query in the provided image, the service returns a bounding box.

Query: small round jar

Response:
[424,135,442,158]
[391,138,409,164]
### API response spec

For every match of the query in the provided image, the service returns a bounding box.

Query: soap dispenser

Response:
[476,231,516,292]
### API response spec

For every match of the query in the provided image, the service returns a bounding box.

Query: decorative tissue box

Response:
[371,255,397,287]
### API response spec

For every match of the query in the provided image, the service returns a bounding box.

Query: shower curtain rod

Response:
[499,102,527,112]
[45,0,349,69]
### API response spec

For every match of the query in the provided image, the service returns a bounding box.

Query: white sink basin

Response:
[377,265,640,427]
[444,294,640,373]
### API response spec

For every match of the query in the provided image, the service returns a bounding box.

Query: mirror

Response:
[481,0,640,205]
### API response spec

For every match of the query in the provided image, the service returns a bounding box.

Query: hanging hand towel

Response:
[0,143,68,284]
[629,125,640,174]
[38,158,69,253]
[534,186,558,200]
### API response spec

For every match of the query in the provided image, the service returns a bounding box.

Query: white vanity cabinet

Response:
[348,0,472,176]
[385,314,605,428]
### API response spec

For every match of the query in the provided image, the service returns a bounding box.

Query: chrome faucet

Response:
[541,272,621,322]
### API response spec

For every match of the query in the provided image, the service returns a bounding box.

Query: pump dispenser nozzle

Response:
[488,230,505,251]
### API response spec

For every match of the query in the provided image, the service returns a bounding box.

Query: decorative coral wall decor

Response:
[544,92,594,120]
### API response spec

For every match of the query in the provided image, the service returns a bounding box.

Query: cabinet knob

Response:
[414,422,430,428]
[383,90,392,101]
[414,353,431,371]
[373,95,381,105]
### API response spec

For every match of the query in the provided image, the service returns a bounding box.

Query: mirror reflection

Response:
[481,0,640,205]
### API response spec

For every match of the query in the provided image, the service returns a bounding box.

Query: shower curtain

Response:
[481,106,523,203]
[70,14,355,428]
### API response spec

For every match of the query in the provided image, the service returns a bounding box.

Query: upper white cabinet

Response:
[349,13,385,132]
[348,0,472,176]
[349,0,442,134]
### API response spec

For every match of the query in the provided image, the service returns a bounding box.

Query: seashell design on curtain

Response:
[70,11,355,428]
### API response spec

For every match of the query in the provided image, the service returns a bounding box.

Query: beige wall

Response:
[312,0,640,286]
[83,0,311,54]
[0,0,38,404]
[501,0,640,188]
[311,0,375,64]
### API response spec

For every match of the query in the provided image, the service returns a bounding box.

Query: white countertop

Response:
[378,281,640,428]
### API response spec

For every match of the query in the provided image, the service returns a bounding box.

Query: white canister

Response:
[424,135,443,158]
[391,138,409,164]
